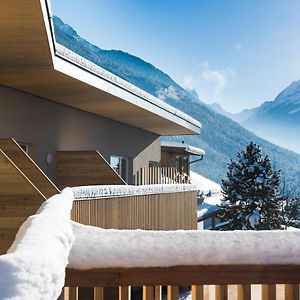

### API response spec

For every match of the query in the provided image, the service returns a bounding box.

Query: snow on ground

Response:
[190,171,221,194]
[69,220,300,269]
[197,193,223,219]
[190,171,223,220]
[0,188,74,300]
[72,184,197,199]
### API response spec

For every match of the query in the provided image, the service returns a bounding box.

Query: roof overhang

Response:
[0,0,201,136]
[161,141,205,157]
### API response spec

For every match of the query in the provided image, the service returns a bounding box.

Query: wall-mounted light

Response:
[45,152,53,165]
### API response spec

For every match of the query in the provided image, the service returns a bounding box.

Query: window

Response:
[110,155,128,181]
[175,154,189,174]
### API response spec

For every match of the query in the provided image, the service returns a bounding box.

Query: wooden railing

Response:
[63,265,300,300]
[71,190,197,230]
[135,167,190,185]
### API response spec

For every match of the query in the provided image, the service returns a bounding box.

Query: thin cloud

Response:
[234,42,242,52]
[183,60,236,103]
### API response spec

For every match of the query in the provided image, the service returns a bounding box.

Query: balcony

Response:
[135,167,191,185]
[1,184,300,300]
[63,224,300,300]
[63,186,300,300]
[64,266,300,300]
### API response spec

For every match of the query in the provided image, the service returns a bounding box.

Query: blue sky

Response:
[51,0,300,113]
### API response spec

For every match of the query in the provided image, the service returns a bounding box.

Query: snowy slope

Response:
[242,80,300,153]
[190,171,221,194]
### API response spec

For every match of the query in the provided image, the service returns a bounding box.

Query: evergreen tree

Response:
[218,142,285,230]
[284,196,300,228]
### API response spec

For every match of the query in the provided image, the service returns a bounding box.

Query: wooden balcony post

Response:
[237,285,251,300]
[262,284,276,300]
[94,287,104,300]
[285,284,299,300]
[215,285,228,300]
[119,286,130,300]
[143,286,154,300]
[192,285,204,300]
[64,287,78,300]
[154,286,162,300]
[168,286,179,300]
[211,216,216,230]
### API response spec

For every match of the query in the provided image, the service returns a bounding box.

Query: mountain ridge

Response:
[209,80,300,154]
[52,16,300,189]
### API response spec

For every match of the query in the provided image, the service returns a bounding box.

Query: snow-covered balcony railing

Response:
[71,184,197,230]
[65,226,300,300]
[2,188,300,300]
[0,188,74,300]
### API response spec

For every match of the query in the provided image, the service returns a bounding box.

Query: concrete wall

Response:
[133,138,161,175]
[0,85,160,184]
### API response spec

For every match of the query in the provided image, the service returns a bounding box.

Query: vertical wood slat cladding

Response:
[56,151,126,189]
[0,149,46,254]
[71,191,197,230]
[136,167,190,185]
[0,138,59,198]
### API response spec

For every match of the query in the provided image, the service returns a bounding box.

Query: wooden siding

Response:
[56,151,126,189]
[72,191,197,230]
[0,149,46,254]
[0,138,59,198]
[136,167,190,185]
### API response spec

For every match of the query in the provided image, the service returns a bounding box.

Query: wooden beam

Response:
[119,286,129,300]
[215,285,227,300]
[64,287,78,300]
[191,285,203,300]
[237,284,251,300]
[94,287,104,300]
[154,286,161,300]
[167,286,178,300]
[262,284,276,300]
[143,286,153,300]
[285,284,299,300]
[66,265,300,287]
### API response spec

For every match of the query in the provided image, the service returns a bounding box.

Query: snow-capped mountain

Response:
[242,80,300,154]
[245,80,300,125]
[52,16,300,188]
[210,80,300,154]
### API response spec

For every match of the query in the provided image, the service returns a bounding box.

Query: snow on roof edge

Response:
[54,44,201,130]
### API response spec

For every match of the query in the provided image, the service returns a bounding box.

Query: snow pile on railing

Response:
[72,184,197,199]
[0,188,74,300]
[69,222,300,269]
